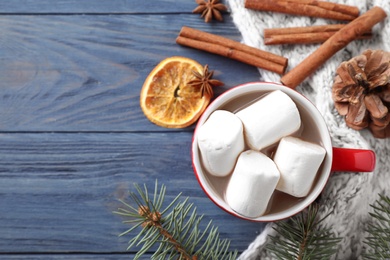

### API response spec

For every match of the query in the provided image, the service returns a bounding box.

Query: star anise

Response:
[192,0,227,23]
[332,49,390,138]
[187,65,224,98]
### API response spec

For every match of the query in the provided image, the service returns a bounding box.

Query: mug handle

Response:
[331,147,376,172]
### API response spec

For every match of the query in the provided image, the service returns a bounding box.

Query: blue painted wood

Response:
[0,0,266,258]
[0,133,264,254]
[0,0,201,14]
[0,14,261,132]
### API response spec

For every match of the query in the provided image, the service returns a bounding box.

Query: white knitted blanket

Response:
[225,1,390,259]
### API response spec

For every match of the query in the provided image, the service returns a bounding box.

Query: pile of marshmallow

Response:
[197,90,326,218]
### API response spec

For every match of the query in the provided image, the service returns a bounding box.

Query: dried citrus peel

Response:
[140,56,211,128]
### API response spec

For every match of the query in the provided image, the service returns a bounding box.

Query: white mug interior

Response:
[192,82,333,221]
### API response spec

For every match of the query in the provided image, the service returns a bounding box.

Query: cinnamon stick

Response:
[176,26,288,74]
[265,24,345,36]
[283,0,359,17]
[281,6,387,89]
[264,25,372,45]
[245,0,358,21]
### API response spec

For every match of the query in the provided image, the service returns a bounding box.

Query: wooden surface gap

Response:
[0,1,265,257]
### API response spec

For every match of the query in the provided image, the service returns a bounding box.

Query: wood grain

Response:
[0,0,198,14]
[0,15,260,132]
[0,133,263,253]
[0,1,266,258]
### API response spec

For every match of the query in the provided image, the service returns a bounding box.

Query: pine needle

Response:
[114,180,237,259]
[363,194,390,259]
[266,203,341,260]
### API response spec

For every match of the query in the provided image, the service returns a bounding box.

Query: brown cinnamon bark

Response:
[264,28,372,45]
[281,6,387,89]
[176,37,286,74]
[283,0,359,17]
[265,31,336,45]
[176,26,288,74]
[265,24,345,36]
[245,0,358,21]
[264,24,372,45]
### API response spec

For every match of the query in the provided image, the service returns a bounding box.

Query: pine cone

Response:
[332,49,390,138]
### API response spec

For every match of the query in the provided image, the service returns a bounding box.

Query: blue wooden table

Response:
[0,0,267,259]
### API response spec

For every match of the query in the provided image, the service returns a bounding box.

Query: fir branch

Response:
[363,194,390,259]
[114,180,238,260]
[266,203,341,260]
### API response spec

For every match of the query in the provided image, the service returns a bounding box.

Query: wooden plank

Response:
[0,133,264,253]
[0,14,261,132]
[0,0,202,14]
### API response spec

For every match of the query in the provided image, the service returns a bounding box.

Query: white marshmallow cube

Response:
[274,136,326,198]
[226,150,280,218]
[197,110,245,177]
[236,90,301,150]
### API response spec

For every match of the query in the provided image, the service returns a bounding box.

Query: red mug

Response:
[192,82,375,221]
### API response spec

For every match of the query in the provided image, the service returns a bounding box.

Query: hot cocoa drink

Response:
[196,89,326,217]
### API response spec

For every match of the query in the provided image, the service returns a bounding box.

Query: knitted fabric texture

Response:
[225,1,390,259]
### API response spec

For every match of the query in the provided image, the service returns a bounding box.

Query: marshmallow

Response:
[235,90,301,150]
[274,136,326,198]
[197,110,245,177]
[226,150,280,218]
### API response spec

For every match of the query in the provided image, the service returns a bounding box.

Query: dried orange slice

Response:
[140,56,210,128]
